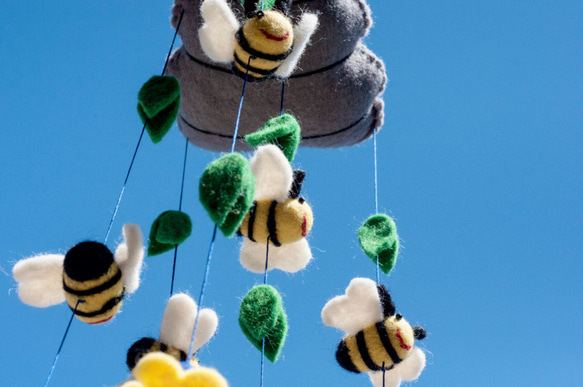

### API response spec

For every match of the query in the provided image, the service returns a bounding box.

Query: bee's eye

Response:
[298,197,305,204]
[395,314,402,321]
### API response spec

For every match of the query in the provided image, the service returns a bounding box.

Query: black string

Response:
[43,300,84,387]
[280,80,285,116]
[104,9,185,243]
[170,138,190,296]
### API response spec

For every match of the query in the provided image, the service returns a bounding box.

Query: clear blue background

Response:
[1,1,581,386]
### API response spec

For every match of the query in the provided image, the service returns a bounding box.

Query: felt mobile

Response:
[126,293,219,371]
[165,0,387,151]
[12,224,144,325]
[321,278,427,387]
[238,144,313,273]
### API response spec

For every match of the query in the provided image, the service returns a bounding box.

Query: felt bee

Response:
[199,0,318,81]
[238,144,313,273]
[12,224,144,324]
[126,293,218,371]
[322,278,427,387]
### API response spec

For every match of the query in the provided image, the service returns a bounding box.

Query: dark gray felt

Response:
[166,0,387,151]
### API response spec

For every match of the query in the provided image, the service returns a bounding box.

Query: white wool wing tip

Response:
[199,0,238,63]
[369,347,427,387]
[13,254,66,307]
[240,239,271,273]
[321,277,383,335]
[159,293,219,354]
[117,224,144,294]
[275,12,319,78]
[270,239,312,273]
[250,144,293,201]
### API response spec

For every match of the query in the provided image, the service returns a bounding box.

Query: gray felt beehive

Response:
[166,0,387,151]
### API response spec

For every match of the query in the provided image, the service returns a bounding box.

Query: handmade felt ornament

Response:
[321,278,427,387]
[137,75,181,144]
[358,214,399,275]
[245,113,301,162]
[238,144,313,273]
[147,210,193,256]
[12,224,144,324]
[238,285,288,362]
[126,293,218,373]
[199,153,255,237]
[166,0,387,151]
[120,352,228,387]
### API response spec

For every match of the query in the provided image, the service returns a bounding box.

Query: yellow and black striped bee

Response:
[125,293,218,372]
[237,144,313,273]
[199,0,318,81]
[12,224,144,324]
[322,278,427,387]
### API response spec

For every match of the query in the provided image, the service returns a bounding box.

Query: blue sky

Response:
[1,1,582,386]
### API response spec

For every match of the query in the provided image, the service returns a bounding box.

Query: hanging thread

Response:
[280,80,286,116]
[43,300,84,387]
[259,236,271,386]
[188,57,254,358]
[373,127,381,284]
[104,9,185,243]
[170,138,190,296]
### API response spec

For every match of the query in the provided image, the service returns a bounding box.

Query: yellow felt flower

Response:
[121,352,228,387]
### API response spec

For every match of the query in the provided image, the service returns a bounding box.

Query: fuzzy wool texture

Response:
[167,0,386,151]
[147,211,193,256]
[249,144,292,202]
[121,352,228,387]
[358,214,399,275]
[159,293,219,355]
[238,285,288,362]
[199,0,239,62]
[368,347,426,387]
[321,277,383,336]
[115,224,145,294]
[12,254,66,307]
[137,75,181,144]
[273,12,318,78]
[239,238,312,273]
[199,153,255,237]
[12,224,144,309]
[245,114,301,162]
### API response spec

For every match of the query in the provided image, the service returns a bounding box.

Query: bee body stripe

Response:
[234,54,278,76]
[248,201,258,242]
[376,321,402,365]
[72,291,125,318]
[356,330,382,371]
[336,339,360,373]
[62,268,122,296]
[267,200,281,246]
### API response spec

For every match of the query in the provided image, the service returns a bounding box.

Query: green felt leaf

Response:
[137,75,181,144]
[245,114,301,162]
[238,285,287,362]
[358,214,399,275]
[239,0,277,10]
[199,153,255,237]
[147,210,192,257]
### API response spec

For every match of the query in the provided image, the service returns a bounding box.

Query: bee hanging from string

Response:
[321,278,427,387]
[12,224,144,324]
[238,144,313,273]
[125,293,219,372]
[199,0,319,81]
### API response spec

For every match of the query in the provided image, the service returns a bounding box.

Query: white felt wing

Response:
[250,144,293,201]
[199,0,239,63]
[275,13,318,78]
[321,277,383,335]
[159,293,218,354]
[368,347,426,387]
[115,224,144,294]
[12,254,65,307]
[240,239,269,273]
[269,239,312,273]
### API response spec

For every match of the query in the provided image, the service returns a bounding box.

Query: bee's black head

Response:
[126,337,156,371]
[64,241,114,282]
